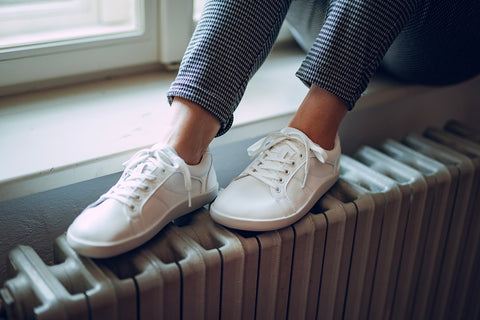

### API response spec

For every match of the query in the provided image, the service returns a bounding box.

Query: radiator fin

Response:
[1,121,479,320]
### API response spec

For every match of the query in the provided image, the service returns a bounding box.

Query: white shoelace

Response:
[242,129,328,190]
[101,146,193,211]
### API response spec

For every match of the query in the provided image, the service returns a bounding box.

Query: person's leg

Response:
[161,0,294,161]
[163,85,347,166]
[210,0,422,231]
[288,85,348,150]
[160,97,221,165]
[381,0,480,85]
[167,0,292,138]
[67,0,293,258]
[287,0,480,151]
[293,0,420,110]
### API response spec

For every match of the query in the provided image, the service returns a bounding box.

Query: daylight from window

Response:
[0,0,143,51]
[193,0,205,21]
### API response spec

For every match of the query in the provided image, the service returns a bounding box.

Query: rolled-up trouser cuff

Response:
[296,65,360,110]
[166,0,291,137]
[167,83,234,137]
[293,0,420,110]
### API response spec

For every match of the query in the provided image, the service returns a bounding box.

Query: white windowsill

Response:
[0,44,441,202]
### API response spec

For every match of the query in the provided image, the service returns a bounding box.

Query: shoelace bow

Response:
[244,130,328,190]
[103,146,193,211]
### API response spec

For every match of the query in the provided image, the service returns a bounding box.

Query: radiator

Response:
[1,121,479,320]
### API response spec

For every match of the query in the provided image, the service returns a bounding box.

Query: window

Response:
[0,0,195,93]
[0,0,142,50]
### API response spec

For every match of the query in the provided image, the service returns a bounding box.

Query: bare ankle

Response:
[171,143,205,165]
[288,85,347,150]
[161,97,221,165]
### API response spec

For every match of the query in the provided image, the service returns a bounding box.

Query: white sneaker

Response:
[66,145,218,258]
[210,127,340,231]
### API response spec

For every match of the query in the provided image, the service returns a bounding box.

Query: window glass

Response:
[0,0,143,51]
[193,0,205,21]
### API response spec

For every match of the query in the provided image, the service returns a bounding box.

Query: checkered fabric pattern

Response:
[295,0,418,109]
[167,0,477,136]
[168,0,291,136]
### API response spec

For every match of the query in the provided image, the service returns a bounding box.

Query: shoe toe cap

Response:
[67,200,134,248]
[211,177,288,221]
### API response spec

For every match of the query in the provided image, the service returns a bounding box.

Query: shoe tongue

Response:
[281,127,306,138]
[151,144,178,165]
[268,139,297,160]
[129,161,153,178]
[126,145,176,178]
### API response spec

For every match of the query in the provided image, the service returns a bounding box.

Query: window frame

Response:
[0,0,193,94]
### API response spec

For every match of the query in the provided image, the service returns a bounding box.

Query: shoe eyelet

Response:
[275,187,281,193]
[300,154,303,158]
[279,178,283,183]
[252,168,257,172]
[285,170,289,174]
[291,161,295,166]
[129,205,135,210]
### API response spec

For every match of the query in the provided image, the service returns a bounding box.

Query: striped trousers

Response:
[167,0,480,136]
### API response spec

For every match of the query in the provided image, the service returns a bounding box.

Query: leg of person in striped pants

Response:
[66,0,480,257]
